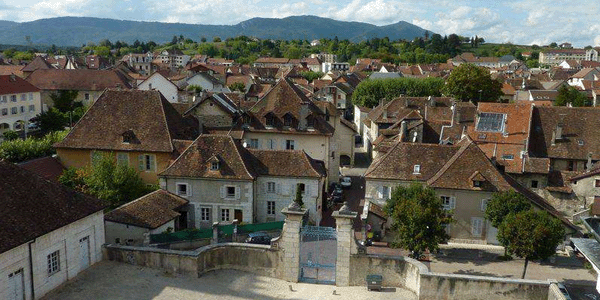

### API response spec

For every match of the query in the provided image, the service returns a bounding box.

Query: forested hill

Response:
[0,15,430,47]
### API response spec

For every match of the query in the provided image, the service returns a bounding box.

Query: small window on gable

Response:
[413,165,421,174]
[283,114,293,127]
[265,113,275,127]
[211,161,220,170]
[473,180,482,187]
[122,130,137,144]
[578,140,584,146]
[306,115,315,128]
[502,154,514,160]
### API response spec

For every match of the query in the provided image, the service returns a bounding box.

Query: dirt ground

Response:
[41,261,417,300]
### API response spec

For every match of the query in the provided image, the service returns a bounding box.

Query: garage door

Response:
[79,236,90,270]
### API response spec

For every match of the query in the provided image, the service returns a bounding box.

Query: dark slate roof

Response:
[160,135,256,180]
[0,161,105,254]
[55,90,198,152]
[18,156,65,182]
[248,149,326,178]
[104,189,188,229]
[0,75,40,94]
[530,106,600,161]
[26,69,132,91]
[365,141,459,181]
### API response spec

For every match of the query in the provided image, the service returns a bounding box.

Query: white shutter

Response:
[220,186,226,198]
[149,155,156,171]
[311,183,318,197]
[282,139,287,150]
[450,197,456,209]
[377,186,383,198]
[235,186,241,199]
[260,183,266,194]
[138,155,144,171]
[305,184,311,197]
[282,184,290,196]
[257,139,262,149]
[481,199,488,212]
[276,183,282,195]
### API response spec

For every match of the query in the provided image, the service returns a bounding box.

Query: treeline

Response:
[352,77,445,108]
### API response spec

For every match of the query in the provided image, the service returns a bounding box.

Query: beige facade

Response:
[104,220,174,246]
[0,91,42,133]
[40,90,104,109]
[255,176,323,224]
[571,176,600,206]
[56,148,173,184]
[161,176,254,228]
[189,100,234,128]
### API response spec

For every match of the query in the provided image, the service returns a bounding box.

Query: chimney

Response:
[587,152,593,171]
[428,96,435,107]
[299,102,309,130]
[555,124,563,140]
[399,120,407,141]
[382,108,388,119]
[551,130,556,146]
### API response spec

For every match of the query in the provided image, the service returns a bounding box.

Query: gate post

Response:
[332,202,357,287]
[281,202,307,283]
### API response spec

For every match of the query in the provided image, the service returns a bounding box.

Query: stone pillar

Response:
[233,219,239,243]
[280,202,307,283]
[332,202,358,287]
[211,222,219,245]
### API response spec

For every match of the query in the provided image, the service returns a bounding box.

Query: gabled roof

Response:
[26,69,132,91]
[18,156,65,182]
[529,106,600,161]
[0,74,39,95]
[468,102,533,144]
[21,56,53,72]
[160,135,256,180]
[55,90,197,152]
[248,149,326,178]
[0,161,105,254]
[104,189,188,229]
[571,68,599,79]
[185,92,239,116]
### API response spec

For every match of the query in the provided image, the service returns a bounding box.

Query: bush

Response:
[0,130,67,163]
[352,77,445,108]
[2,130,19,141]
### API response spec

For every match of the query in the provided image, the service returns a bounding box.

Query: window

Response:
[265,114,274,127]
[1,108,7,115]
[85,93,90,101]
[249,138,259,149]
[201,208,210,221]
[10,95,16,102]
[441,196,456,210]
[28,105,35,112]
[221,209,230,221]
[480,199,488,212]
[413,164,421,174]
[176,183,189,196]
[595,179,600,187]
[211,161,220,170]
[298,183,306,194]
[28,93,33,100]
[116,153,129,166]
[267,182,276,193]
[11,107,17,114]
[473,180,482,187]
[47,250,60,275]
[1,95,6,103]
[227,186,236,198]
[380,186,391,199]
[267,139,276,150]
[476,113,505,132]
[19,106,24,113]
[138,154,156,171]
[283,114,293,127]
[19,94,25,101]
[531,180,539,188]
[267,201,276,215]
[91,151,103,164]
[286,140,295,150]
[501,154,514,160]
[306,116,315,128]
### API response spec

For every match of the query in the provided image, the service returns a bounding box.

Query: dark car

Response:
[245,232,271,245]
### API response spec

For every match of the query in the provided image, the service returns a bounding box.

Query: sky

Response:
[0,0,598,47]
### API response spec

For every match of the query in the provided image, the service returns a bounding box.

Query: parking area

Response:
[41,261,416,300]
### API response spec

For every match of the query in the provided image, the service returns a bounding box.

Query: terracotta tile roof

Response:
[255,57,290,64]
[21,56,53,72]
[523,157,551,174]
[530,106,600,161]
[226,75,251,86]
[55,90,198,153]
[0,74,39,94]
[468,102,533,145]
[248,149,326,178]
[18,156,65,182]
[104,189,188,229]
[0,161,105,254]
[365,142,459,181]
[0,65,24,77]
[160,135,256,180]
[248,78,334,135]
[572,68,598,78]
[569,164,600,181]
[26,69,132,91]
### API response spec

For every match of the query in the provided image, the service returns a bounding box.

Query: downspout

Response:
[28,239,35,300]
[439,103,456,144]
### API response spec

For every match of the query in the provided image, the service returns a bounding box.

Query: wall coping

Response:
[422,272,552,285]
[105,242,275,258]
[354,253,429,275]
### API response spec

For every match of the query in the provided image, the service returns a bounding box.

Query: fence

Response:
[150,221,284,244]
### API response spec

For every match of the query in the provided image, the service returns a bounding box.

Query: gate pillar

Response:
[332,202,357,287]
[281,202,307,283]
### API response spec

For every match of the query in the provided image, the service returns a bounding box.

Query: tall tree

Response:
[384,183,452,259]
[50,90,80,113]
[485,191,532,257]
[444,63,503,103]
[498,210,565,278]
[555,85,590,107]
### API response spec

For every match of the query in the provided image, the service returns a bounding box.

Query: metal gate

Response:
[299,225,337,284]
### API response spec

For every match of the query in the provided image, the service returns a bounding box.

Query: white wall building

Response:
[0,75,42,134]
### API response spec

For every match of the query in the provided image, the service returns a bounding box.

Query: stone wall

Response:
[197,243,281,278]
[419,272,550,300]
[104,245,199,277]
[548,283,568,300]
[349,254,427,297]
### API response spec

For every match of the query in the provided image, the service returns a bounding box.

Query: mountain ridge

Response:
[0,15,430,47]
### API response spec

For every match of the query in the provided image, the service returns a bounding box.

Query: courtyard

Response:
[41,261,417,300]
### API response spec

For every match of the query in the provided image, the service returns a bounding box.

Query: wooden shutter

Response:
[282,184,290,196]
[220,186,226,198]
[276,183,282,194]
[377,186,383,198]
[450,197,456,209]
[311,182,318,197]
[235,186,241,199]
[305,184,311,197]
[260,183,266,194]
[138,155,144,171]
[149,155,156,171]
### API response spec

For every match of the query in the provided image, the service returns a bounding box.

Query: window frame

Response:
[47,250,60,276]
[176,182,190,197]
[286,139,295,150]
[221,208,230,222]
[201,207,210,221]
[267,201,276,215]
[413,164,421,174]
[267,182,276,193]
[116,152,129,166]
[440,196,456,210]
[226,186,236,198]
[210,161,220,170]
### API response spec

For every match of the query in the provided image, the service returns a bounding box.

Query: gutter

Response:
[439,103,456,144]
[28,239,35,300]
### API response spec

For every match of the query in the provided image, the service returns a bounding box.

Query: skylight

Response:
[476,113,505,132]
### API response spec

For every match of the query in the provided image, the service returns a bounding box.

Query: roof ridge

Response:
[157,92,175,153]
[364,140,403,177]
[427,139,472,185]
[231,135,257,179]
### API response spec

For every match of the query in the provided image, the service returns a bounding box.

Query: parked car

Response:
[340,176,352,188]
[331,183,343,195]
[556,283,572,300]
[245,232,271,245]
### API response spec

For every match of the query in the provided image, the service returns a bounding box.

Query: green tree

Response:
[32,108,67,133]
[444,63,503,103]
[59,154,156,208]
[352,77,445,108]
[229,82,245,93]
[384,183,452,259]
[498,210,565,278]
[294,184,304,207]
[555,85,590,107]
[2,130,19,141]
[299,71,324,83]
[485,191,532,257]
[50,90,80,113]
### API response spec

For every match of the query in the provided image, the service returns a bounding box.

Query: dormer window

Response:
[470,171,486,188]
[413,165,421,174]
[306,115,315,128]
[283,114,293,127]
[473,180,482,187]
[122,130,136,144]
[265,113,275,127]
[211,161,220,170]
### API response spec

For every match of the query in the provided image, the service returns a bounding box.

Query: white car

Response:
[340,177,352,188]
